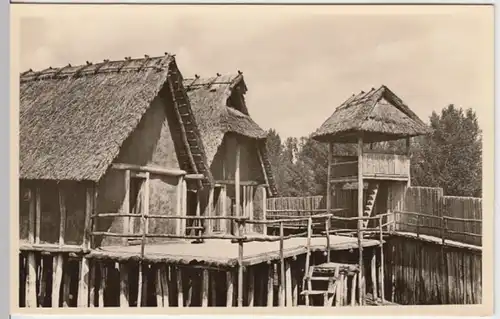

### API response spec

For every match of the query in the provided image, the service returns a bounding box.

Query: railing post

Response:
[279,221,285,306]
[237,218,244,307]
[325,216,331,262]
[379,215,385,302]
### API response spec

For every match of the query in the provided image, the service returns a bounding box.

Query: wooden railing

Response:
[330,153,410,179]
[393,210,482,247]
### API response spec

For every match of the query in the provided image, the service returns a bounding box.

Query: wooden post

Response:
[25,252,37,307]
[98,262,106,307]
[28,188,35,244]
[379,216,385,302]
[304,217,312,306]
[155,265,163,307]
[249,186,254,233]
[201,269,209,307]
[247,267,255,307]
[58,185,66,246]
[325,216,331,262]
[406,137,411,187]
[285,261,292,307]
[38,256,49,307]
[142,172,150,255]
[326,142,333,215]
[52,254,63,307]
[207,188,215,235]
[137,264,144,307]
[292,264,298,306]
[176,176,183,236]
[78,185,94,307]
[221,185,227,233]
[123,170,131,245]
[35,187,41,244]
[181,179,187,236]
[278,222,285,306]
[262,187,267,235]
[235,143,241,218]
[176,267,184,307]
[267,263,274,307]
[237,221,244,307]
[226,270,234,307]
[357,135,365,305]
[351,273,357,306]
[89,260,96,307]
[119,263,129,307]
[371,249,378,301]
[62,258,71,307]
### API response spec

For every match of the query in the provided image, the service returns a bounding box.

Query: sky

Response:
[17,4,494,140]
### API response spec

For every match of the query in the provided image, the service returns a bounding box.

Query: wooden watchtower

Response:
[310,85,431,303]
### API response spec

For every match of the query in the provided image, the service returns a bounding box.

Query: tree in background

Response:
[411,105,482,197]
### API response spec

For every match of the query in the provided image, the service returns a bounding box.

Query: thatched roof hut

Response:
[312,85,431,144]
[183,73,278,197]
[20,54,208,183]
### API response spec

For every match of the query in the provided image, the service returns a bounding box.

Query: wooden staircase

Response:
[301,262,359,306]
[362,182,380,229]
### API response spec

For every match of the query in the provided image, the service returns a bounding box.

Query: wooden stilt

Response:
[137,260,146,307]
[98,262,106,307]
[89,260,96,307]
[267,263,274,307]
[119,263,129,307]
[210,271,217,307]
[304,217,313,306]
[52,254,63,307]
[278,222,285,307]
[351,273,357,306]
[35,187,41,244]
[379,217,385,302]
[326,142,332,216]
[371,249,378,301]
[247,267,254,307]
[38,256,48,307]
[155,265,163,307]
[26,252,37,308]
[77,257,90,307]
[226,270,234,307]
[158,265,169,307]
[62,258,71,307]
[176,267,184,307]
[285,260,292,307]
[237,223,244,307]
[343,274,348,305]
[202,269,209,307]
[291,262,298,306]
[186,273,193,307]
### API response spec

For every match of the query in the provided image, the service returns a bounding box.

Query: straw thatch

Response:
[19,54,205,182]
[183,73,277,196]
[312,85,431,144]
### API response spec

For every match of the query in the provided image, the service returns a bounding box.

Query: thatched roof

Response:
[312,85,431,144]
[20,54,206,182]
[183,73,277,196]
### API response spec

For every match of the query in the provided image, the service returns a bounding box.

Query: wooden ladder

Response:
[362,182,380,229]
[301,262,359,306]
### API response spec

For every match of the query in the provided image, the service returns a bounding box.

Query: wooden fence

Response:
[266,186,482,246]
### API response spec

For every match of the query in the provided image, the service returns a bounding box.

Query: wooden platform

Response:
[87,234,382,267]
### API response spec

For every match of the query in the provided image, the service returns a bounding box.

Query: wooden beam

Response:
[214,180,264,186]
[112,163,187,177]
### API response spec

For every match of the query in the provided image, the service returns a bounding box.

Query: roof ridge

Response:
[20,53,174,83]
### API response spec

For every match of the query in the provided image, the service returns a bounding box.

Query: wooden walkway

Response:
[88,234,382,267]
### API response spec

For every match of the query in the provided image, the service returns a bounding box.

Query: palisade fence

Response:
[266,186,482,246]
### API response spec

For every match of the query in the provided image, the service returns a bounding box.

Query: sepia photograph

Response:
[11,3,494,315]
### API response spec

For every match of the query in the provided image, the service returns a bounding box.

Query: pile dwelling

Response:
[18,54,430,308]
